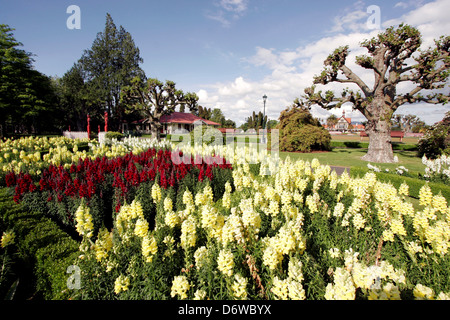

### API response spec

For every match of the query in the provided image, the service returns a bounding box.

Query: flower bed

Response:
[6,146,232,234]
[69,151,450,300]
[2,137,450,300]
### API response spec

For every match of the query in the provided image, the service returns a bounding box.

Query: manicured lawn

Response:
[279,148,425,174]
[332,133,420,145]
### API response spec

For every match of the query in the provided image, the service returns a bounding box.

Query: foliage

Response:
[300,24,450,163]
[0,24,59,136]
[240,111,267,131]
[78,13,145,130]
[121,77,199,140]
[0,188,79,299]
[67,149,450,300]
[105,131,124,142]
[391,114,427,133]
[277,104,331,152]
[417,111,450,159]
[350,166,450,201]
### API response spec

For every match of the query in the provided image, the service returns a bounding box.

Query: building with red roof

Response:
[124,112,220,134]
[325,110,365,133]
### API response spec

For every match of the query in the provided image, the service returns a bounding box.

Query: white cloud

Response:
[219,0,248,14]
[218,76,253,96]
[198,0,449,126]
[394,0,425,9]
[205,0,249,27]
[329,0,371,34]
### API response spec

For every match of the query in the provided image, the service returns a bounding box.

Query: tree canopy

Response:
[121,77,199,140]
[300,24,450,163]
[0,24,59,136]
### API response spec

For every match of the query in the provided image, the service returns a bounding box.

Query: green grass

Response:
[332,133,420,145]
[279,148,425,174]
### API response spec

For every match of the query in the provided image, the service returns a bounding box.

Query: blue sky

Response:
[1,0,449,125]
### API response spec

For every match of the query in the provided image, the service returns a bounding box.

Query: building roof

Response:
[160,112,220,126]
[338,116,352,124]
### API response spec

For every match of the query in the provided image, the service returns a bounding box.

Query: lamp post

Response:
[262,95,267,144]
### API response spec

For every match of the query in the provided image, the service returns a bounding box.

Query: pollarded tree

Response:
[301,24,450,163]
[121,77,199,140]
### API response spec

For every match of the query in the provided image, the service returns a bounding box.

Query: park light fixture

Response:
[262,95,267,143]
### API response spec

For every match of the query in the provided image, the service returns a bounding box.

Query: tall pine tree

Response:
[79,14,145,130]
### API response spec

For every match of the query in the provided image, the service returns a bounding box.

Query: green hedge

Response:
[350,166,450,200]
[0,188,79,299]
[331,141,417,151]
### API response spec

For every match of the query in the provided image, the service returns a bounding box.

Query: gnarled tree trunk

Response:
[361,116,394,163]
[150,121,161,141]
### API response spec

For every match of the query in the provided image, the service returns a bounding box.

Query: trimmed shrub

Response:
[281,125,331,152]
[277,105,331,152]
[105,131,124,141]
[0,188,79,299]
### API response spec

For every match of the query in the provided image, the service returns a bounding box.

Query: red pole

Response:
[104,111,108,132]
[87,114,91,140]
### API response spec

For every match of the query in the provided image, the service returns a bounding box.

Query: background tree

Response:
[222,119,236,128]
[197,106,212,119]
[391,114,426,133]
[241,111,267,131]
[417,111,450,159]
[0,24,58,136]
[210,108,226,125]
[276,102,331,152]
[121,77,199,140]
[301,24,450,163]
[326,114,338,129]
[53,63,91,131]
[79,13,145,130]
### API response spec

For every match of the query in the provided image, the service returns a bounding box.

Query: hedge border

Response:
[350,166,450,200]
[0,188,79,300]
[331,141,417,151]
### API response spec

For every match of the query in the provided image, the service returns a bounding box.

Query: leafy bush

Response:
[281,125,331,152]
[105,131,124,141]
[277,105,331,152]
[417,112,450,159]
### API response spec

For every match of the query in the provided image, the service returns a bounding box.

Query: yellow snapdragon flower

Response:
[1,230,15,248]
[142,235,158,263]
[232,274,248,300]
[171,276,190,299]
[114,275,130,294]
[217,249,234,277]
[75,202,94,238]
